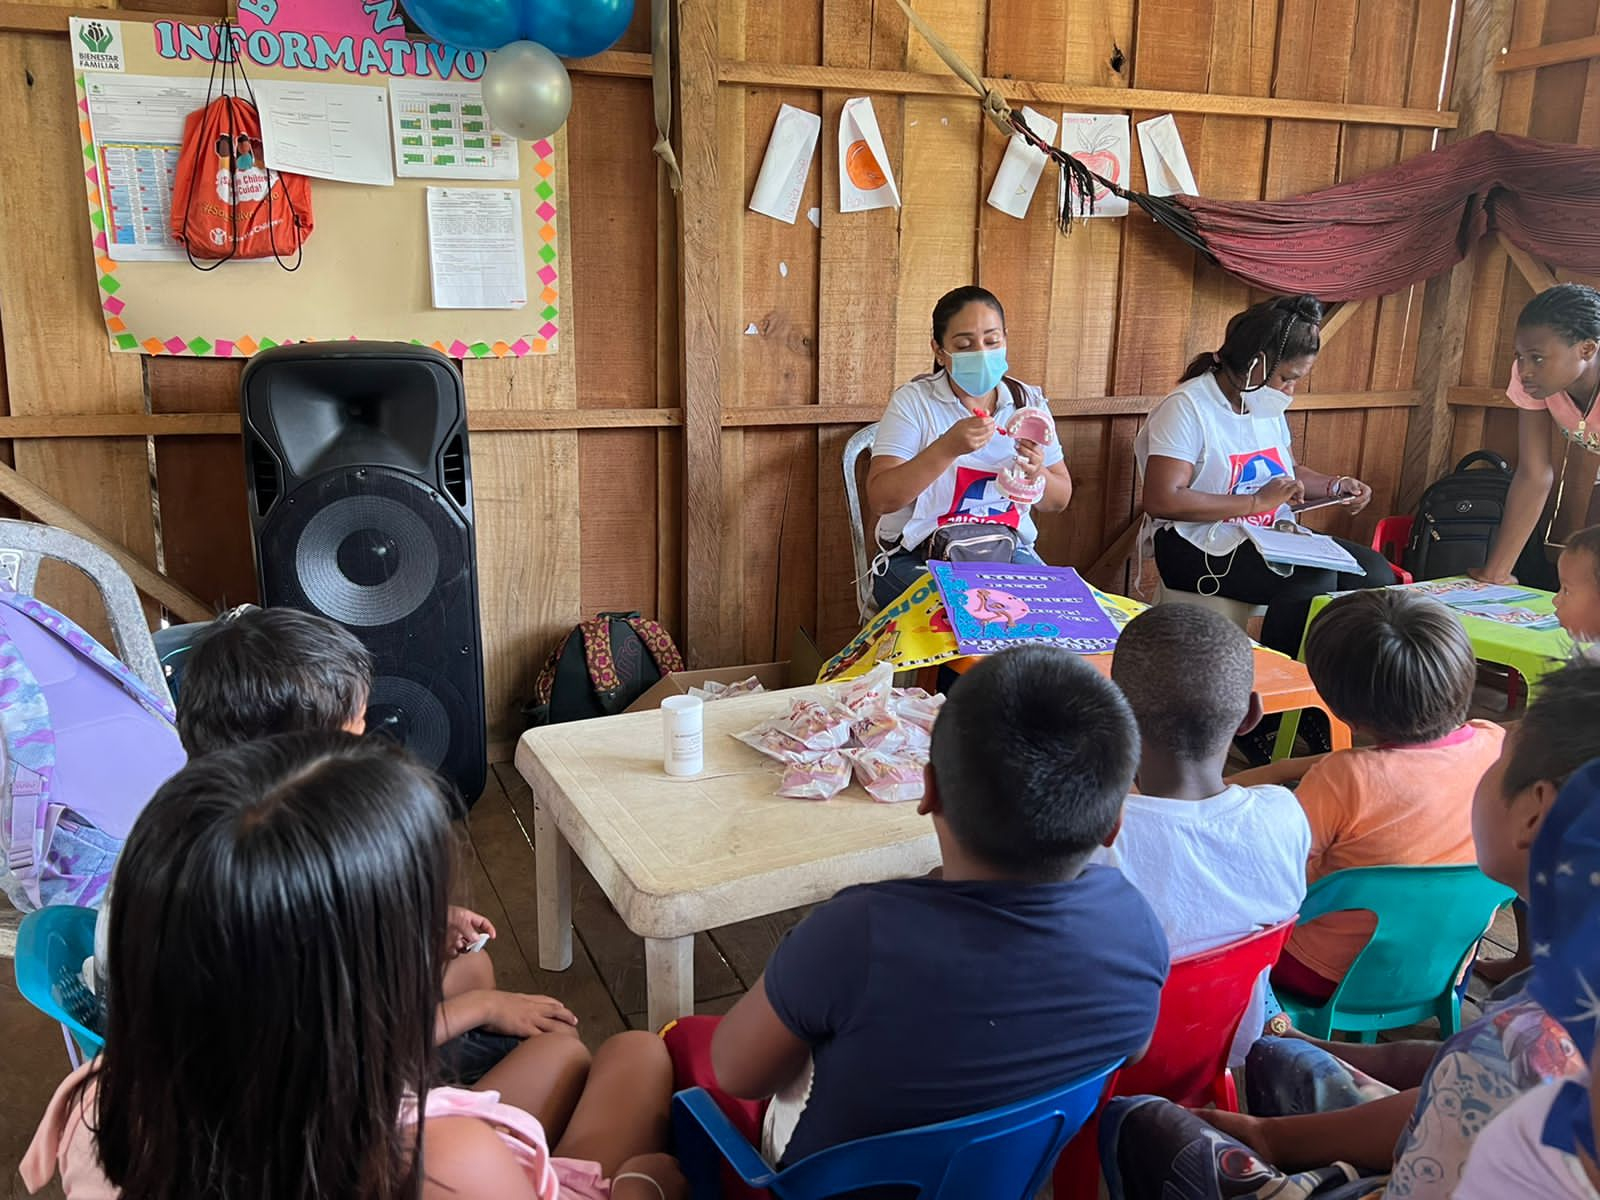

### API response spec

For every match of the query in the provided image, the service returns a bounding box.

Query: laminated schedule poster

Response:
[390,78,520,181]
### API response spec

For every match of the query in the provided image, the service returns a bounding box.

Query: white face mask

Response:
[1242,386,1294,419]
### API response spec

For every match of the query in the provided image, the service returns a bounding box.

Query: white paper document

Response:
[838,97,900,212]
[1243,524,1361,572]
[390,78,520,181]
[1060,113,1130,218]
[749,104,821,224]
[256,79,394,186]
[1136,113,1199,197]
[83,73,211,262]
[427,187,527,310]
[986,106,1057,220]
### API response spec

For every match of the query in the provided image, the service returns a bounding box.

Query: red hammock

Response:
[1115,132,1600,301]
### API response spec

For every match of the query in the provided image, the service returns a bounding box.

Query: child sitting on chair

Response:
[1095,603,1310,1061]
[108,606,577,1086]
[26,734,684,1200]
[1098,659,1600,1200]
[1262,590,1505,1004]
[707,645,1169,1165]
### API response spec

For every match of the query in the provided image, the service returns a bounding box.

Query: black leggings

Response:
[1153,527,1397,657]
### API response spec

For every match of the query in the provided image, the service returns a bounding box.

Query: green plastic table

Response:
[1274,579,1569,757]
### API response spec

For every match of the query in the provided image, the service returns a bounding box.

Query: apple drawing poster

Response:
[1059,114,1130,218]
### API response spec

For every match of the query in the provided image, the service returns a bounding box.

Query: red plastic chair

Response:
[1052,918,1296,1196]
[1372,515,1415,585]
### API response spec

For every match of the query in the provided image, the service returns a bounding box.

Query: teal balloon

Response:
[399,0,518,52]
[526,0,635,58]
[399,0,634,58]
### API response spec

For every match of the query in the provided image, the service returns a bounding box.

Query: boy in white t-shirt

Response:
[1096,603,1310,1062]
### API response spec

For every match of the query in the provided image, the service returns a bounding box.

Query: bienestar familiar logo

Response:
[70,17,125,72]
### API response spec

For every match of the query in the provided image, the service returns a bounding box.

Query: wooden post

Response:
[1396,0,1516,513]
[677,0,724,666]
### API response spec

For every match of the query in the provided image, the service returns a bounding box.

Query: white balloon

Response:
[481,40,572,141]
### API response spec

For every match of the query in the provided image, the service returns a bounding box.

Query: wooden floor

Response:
[460,761,808,1038]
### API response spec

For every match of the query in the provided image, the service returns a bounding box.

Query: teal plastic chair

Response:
[672,1059,1121,1200]
[1278,864,1515,1041]
[13,905,104,1067]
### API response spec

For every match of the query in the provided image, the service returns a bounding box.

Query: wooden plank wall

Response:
[703,0,1459,665]
[1450,0,1600,481]
[0,1,671,753]
[5,0,1594,747]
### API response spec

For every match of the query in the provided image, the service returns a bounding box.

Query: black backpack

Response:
[524,611,684,727]
[1404,451,1554,586]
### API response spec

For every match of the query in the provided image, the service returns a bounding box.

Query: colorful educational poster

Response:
[82,73,210,262]
[931,562,1122,655]
[389,78,519,181]
[817,572,1145,684]
[72,16,560,358]
[1060,113,1130,218]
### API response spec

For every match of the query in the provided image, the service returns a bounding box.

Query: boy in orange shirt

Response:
[1268,589,1505,1001]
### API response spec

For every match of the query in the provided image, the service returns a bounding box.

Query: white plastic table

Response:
[514,687,940,1031]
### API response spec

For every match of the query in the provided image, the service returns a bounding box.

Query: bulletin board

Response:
[71,16,561,358]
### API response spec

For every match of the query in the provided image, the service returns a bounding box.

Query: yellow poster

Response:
[818,573,1147,683]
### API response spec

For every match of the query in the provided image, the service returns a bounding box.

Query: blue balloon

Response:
[525,0,635,59]
[400,0,634,58]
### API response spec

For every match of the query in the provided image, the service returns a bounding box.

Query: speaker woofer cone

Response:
[366,674,453,768]
[295,494,440,627]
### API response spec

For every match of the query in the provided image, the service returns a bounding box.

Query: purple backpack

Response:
[0,586,185,911]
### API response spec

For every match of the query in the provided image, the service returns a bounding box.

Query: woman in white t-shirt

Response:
[1138,295,1395,661]
[866,286,1072,608]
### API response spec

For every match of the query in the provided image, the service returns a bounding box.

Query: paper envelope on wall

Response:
[1136,113,1199,197]
[750,104,822,224]
[838,97,900,212]
[985,106,1058,220]
[1059,113,1130,218]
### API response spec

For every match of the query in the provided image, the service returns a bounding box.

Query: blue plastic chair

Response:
[14,905,105,1067]
[1278,864,1515,1041]
[671,1059,1121,1200]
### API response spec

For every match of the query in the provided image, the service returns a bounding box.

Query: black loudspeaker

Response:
[239,342,487,807]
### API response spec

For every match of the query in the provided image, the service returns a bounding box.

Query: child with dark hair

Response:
[708,646,1167,1164]
[1099,659,1600,1200]
[1097,604,1309,1060]
[175,606,375,754]
[1474,282,1600,588]
[170,606,577,1084]
[24,734,684,1200]
[1267,589,1504,1003]
[1556,523,1600,640]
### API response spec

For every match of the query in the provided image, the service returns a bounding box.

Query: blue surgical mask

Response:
[947,348,1008,397]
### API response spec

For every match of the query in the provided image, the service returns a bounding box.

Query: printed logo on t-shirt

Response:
[938,467,1021,529]
[1227,448,1288,527]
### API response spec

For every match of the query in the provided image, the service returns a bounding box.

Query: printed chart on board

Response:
[83,74,210,262]
[390,79,519,181]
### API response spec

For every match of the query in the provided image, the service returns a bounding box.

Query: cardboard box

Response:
[624,629,827,713]
[625,661,797,713]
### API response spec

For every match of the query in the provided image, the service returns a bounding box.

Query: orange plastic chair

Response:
[1052,918,1297,1196]
[1372,516,1415,584]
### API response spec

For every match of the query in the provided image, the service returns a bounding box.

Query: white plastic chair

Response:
[842,424,879,626]
[0,519,169,703]
[1152,581,1267,631]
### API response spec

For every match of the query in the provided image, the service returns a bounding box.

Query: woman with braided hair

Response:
[1136,295,1395,711]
